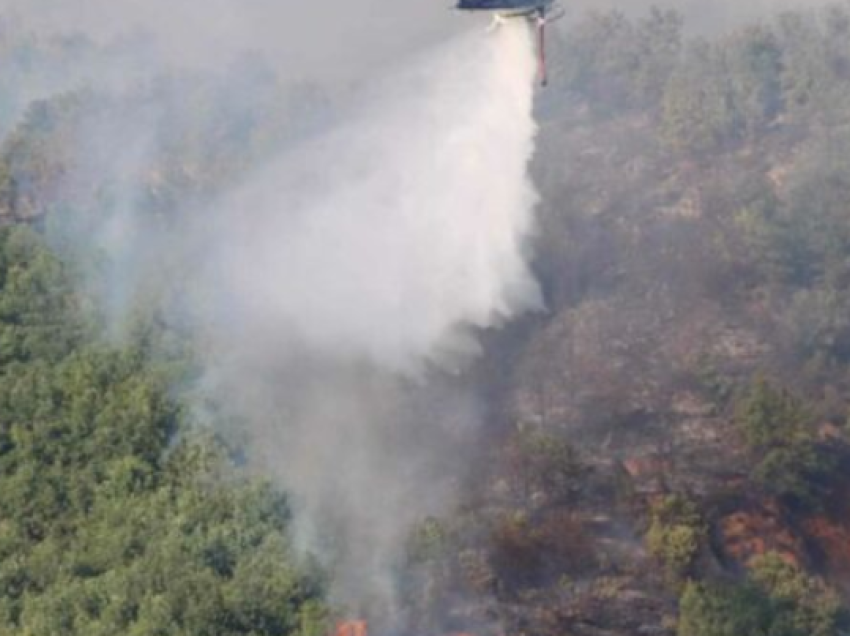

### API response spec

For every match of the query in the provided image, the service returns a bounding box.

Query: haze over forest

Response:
[3,1,850,636]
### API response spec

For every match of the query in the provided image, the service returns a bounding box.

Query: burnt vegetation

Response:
[5,3,850,636]
[404,3,850,635]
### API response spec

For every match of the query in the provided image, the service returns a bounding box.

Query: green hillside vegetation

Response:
[0,225,329,634]
[679,553,842,636]
[5,3,850,636]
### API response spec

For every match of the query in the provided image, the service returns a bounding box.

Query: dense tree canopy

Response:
[0,226,329,635]
[6,2,850,636]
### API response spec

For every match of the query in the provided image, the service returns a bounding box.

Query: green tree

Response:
[632,8,683,107]
[506,425,586,504]
[734,377,835,507]
[678,581,773,636]
[647,495,706,581]
[750,553,842,636]
[0,226,328,636]
[662,42,741,154]
[678,555,842,636]
[725,26,784,137]
[777,11,837,121]
[734,376,806,448]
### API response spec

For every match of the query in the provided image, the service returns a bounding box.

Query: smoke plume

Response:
[4,0,842,624]
[198,22,541,615]
[2,0,543,618]
[208,24,541,369]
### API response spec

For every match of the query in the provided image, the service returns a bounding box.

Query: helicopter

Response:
[456,0,564,86]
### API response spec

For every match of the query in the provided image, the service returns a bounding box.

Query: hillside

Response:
[4,4,850,636]
[400,6,850,636]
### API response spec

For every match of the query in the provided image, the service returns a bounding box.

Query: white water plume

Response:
[207,22,542,370]
[3,2,543,618]
[201,22,542,615]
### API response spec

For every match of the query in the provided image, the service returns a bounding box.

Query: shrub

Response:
[749,553,842,636]
[734,377,837,507]
[734,376,806,449]
[678,580,772,636]
[647,495,706,580]
[678,554,842,636]
[505,425,586,505]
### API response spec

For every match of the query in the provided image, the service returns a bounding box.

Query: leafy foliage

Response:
[734,376,807,448]
[647,495,706,581]
[678,554,842,636]
[749,553,843,636]
[504,425,586,505]
[0,226,328,635]
[8,2,850,634]
[678,580,775,636]
[734,378,836,507]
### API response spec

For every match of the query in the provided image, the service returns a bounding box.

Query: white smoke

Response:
[2,0,542,618]
[8,0,831,621]
[198,22,541,614]
[207,23,541,370]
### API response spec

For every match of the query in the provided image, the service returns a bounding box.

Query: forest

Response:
[5,2,850,636]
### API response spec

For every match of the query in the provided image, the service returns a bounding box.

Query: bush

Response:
[505,425,586,505]
[734,377,837,507]
[678,581,773,636]
[752,442,836,507]
[734,376,806,449]
[647,495,706,581]
[661,42,741,155]
[489,512,545,590]
[678,554,842,636]
[489,509,593,591]
[749,553,842,636]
